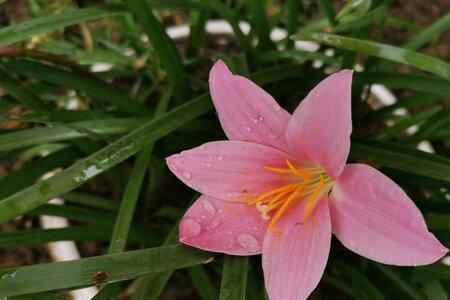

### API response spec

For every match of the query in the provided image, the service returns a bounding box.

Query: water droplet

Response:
[267,132,277,140]
[206,163,212,167]
[206,217,221,230]
[216,154,224,161]
[180,218,202,238]
[182,171,192,180]
[252,226,258,231]
[200,215,206,219]
[200,199,216,215]
[413,262,418,267]
[226,192,233,198]
[243,126,251,132]
[199,145,206,150]
[273,104,281,111]
[252,115,263,124]
[227,230,233,236]
[237,233,260,251]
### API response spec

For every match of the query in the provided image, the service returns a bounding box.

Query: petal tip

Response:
[209,59,232,80]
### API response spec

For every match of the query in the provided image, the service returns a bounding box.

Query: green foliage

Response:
[0,1,448,299]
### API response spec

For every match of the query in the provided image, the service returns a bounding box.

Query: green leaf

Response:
[354,72,450,96]
[0,148,79,199]
[425,214,450,230]
[3,59,150,116]
[0,95,212,224]
[372,264,425,300]
[0,67,48,112]
[248,0,274,50]
[0,244,213,296]
[207,0,252,53]
[220,256,249,300]
[407,106,450,143]
[333,5,387,33]
[125,0,191,103]
[62,192,119,212]
[292,32,450,79]
[0,5,124,47]
[188,265,218,300]
[376,106,441,140]
[317,0,337,26]
[332,260,386,300]
[404,12,450,51]
[0,226,147,248]
[350,138,450,183]
[0,118,146,152]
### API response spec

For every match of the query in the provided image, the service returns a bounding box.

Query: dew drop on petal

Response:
[206,217,221,230]
[237,233,260,251]
[267,132,277,140]
[182,171,192,180]
[199,145,206,150]
[227,230,233,236]
[200,215,206,220]
[180,218,202,238]
[216,154,224,161]
[252,115,263,124]
[200,199,216,216]
[273,104,281,111]
[243,126,251,132]
[206,163,212,167]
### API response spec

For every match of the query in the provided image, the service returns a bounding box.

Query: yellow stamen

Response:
[244,160,332,228]
[268,185,303,228]
[301,175,324,222]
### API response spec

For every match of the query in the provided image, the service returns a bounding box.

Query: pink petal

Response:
[209,60,291,152]
[286,70,353,178]
[179,195,268,255]
[166,140,296,201]
[330,164,448,266]
[263,199,331,300]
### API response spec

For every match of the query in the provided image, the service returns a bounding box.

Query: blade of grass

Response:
[125,0,191,103]
[372,264,425,300]
[354,72,450,96]
[0,5,124,47]
[407,106,450,143]
[62,192,119,212]
[0,147,79,199]
[403,12,450,51]
[95,94,172,299]
[350,138,450,182]
[130,226,179,300]
[207,0,252,53]
[317,0,337,26]
[188,265,218,300]
[2,59,150,116]
[368,94,443,121]
[375,106,441,140]
[293,32,450,79]
[219,256,249,300]
[0,118,147,152]
[333,5,387,33]
[0,67,48,112]
[248,0,274,50]
[0,226,148,248]
[0,244,213,296]
[0,95,212,224]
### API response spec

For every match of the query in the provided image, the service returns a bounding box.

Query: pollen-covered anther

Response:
[246,160,332,227]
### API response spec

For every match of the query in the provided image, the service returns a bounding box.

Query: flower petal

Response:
[330,164,448,266]
[166,140,296,201]
[263,199,331,300]
[179,195,268,255]
[286,70,353,178]
[209,60,291,152]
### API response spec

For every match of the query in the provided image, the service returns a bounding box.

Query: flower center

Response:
[245,160,332,228]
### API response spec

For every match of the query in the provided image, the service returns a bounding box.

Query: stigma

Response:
[245,160,332,228]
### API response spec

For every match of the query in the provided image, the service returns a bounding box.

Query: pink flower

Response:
[166,60,448,300]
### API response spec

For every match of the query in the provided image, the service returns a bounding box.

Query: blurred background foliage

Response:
[0,0,448,299]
